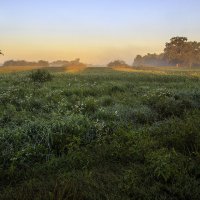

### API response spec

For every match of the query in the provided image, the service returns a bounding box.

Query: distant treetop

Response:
[3,60,49,67]
[133,53,168,67]
[164,37,200,68]
[133,37,200,68]
[107,60,129,67]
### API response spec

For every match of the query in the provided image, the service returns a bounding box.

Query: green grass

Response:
[0,67,200,199]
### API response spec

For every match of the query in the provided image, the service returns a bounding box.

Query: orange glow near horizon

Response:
[1,38,163,65]
[1,1,200,65]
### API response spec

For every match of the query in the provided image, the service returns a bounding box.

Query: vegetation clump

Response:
[29,69,53,82]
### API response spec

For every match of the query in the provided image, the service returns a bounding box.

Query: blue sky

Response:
[1,0,200,64]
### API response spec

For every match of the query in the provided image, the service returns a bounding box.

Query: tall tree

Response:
[134,55,143,66]
[183,41,200,68]
[164,37,188,67]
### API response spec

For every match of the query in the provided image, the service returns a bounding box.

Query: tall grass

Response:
[0,68,200,199]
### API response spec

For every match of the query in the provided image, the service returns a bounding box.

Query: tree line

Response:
[133,37,200,67]
[1,37,200,68]
[134,53,168,67]
[3,60,49,67]
[2,58,86,68]
[108,37,200,68]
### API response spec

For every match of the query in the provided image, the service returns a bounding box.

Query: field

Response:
[1,67,200,199]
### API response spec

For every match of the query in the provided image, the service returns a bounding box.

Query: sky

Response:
[1,0,200,65]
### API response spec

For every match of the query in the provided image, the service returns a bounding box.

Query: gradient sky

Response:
[1,0,200,64]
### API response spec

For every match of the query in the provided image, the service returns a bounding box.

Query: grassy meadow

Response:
[1,67,200,199]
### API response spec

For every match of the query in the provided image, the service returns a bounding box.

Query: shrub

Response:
[84,98,98,113]
[107,60,129,67]
[146,149,179,182]
[109,85,125,94]
[29,69,53,82]
[101,96,114,106]
[131,105,157,124]
[149,111,200,155]
[143,89,193,119]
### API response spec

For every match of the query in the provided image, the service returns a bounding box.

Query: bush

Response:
[101,96,114,106]
[110,85,125,93]
[143,89,193,119]
[131,105,157,124]
[149,111,200,155]
[29,69,53,83]
[107,60,129,67]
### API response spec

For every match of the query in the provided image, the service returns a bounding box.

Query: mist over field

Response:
[1,1,200,199]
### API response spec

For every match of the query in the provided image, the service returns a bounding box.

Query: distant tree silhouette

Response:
[133,53,168,66]
[3,60,49,67]
[107,60,128,67]
[164,37,200,67]
[0,50,4,56]
[133,37,200,68]
[183,41,200,68]
[134,55,143,65]
[38,60,49,67]
[164,37,188,67]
